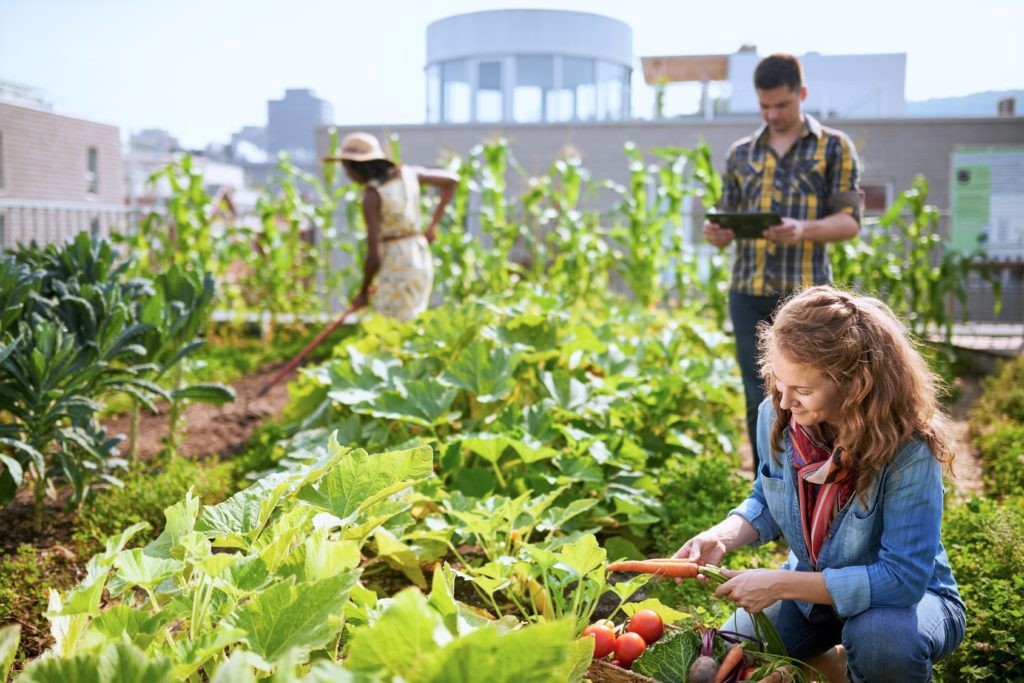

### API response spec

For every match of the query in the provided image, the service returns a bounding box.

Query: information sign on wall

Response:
[951,146,1024,258]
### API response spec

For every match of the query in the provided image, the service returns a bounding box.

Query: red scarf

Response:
[789,419,856,568]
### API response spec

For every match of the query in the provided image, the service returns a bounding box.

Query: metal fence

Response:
[0,199,144,249]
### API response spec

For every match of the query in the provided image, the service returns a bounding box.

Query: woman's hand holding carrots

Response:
[673,531,728,583]
[713,568,781,614]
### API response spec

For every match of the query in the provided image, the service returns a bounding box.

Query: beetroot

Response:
[688,655,718,683]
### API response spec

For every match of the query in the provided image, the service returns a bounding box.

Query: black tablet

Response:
[706,212,781,239]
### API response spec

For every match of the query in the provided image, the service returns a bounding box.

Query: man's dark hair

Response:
[342,159,396,184]
[754,54,803,92]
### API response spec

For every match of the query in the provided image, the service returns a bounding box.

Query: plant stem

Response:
[33,468,45,533]
[129,399,140,463]
[167,363,184,454]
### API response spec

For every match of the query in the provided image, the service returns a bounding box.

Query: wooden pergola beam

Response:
[641,55,730,84]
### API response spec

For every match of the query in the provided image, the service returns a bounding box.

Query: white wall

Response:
[426,10,632,66]
[728,52,906,118]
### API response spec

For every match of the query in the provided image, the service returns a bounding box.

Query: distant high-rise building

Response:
[267,88,334,165]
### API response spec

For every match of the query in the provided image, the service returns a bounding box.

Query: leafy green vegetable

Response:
[223,570,359,663]
[297,446,434,521]
[0,625,19,683]
[18,641,173,683]
[631,627,702,682]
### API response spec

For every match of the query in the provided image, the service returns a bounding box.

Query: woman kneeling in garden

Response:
[676,285,966,682]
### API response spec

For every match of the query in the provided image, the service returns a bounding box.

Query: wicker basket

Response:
[585,658,658,683]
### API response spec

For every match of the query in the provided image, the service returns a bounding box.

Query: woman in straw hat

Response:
[326,132,458,321]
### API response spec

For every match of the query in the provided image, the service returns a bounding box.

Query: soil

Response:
[102,365,297,461]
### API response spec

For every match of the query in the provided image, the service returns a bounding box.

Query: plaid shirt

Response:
[721,114,862,296]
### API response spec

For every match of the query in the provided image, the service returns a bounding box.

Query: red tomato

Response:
[627,609,664,644]
[739,665,758,680]
[582,623,617,659]
[614,632,647,667]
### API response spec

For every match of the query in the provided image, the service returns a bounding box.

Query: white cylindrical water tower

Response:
[425,9,633,124]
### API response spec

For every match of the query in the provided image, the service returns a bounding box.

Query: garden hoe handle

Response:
[256,303,361,397]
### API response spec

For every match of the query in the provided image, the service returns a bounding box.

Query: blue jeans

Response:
[728,291,781,473]
[725,592,966,682]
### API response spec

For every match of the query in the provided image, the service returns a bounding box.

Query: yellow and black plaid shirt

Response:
[721,114,862,296]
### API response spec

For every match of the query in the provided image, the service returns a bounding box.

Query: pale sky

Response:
[2,0,1022,149]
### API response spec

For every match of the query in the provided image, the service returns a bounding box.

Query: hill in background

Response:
[907,89,1023,117]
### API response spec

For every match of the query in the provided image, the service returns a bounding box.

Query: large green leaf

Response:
[453,433,514,464]
[326,360,383,406]
[373,528,427,588]
[297,446,434,521]
[0,437,43,472]
[224,570,360,663]
[54,522,149,617]
[277,529,360,584]
[439,340,520,403]
[427,564,460,637]
[0,452,24,489]
[539,370,589,412]
[304,660,367,682]
[18,641,173,683]
[81,605,175,652]
[556,534,606,579]
[196,473,291,548]
[207,649,268,683]
[344,587,442,678]
[631,627,702,683]
[0,625,19,683]
[144,488,201,559]
[113,548,183,593]
[417,619,584,683]
[620,598,691,624]
[405,302,490,355]
[536,499,599,534]
[169,382,235,405]
[169,626,247,679]
[353,381,459,427]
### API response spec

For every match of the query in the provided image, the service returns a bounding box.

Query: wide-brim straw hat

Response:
[325,132,389,163]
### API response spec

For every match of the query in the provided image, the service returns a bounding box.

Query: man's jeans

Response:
[728,290,781,473]
[725,592,966,682]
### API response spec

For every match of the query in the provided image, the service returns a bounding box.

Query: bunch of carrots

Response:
[606,558,700,578]
[605,558,801,681]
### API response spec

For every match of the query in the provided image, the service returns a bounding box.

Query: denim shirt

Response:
[729,400,963,619]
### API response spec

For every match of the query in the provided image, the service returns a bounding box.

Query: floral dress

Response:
[368,166,433,321]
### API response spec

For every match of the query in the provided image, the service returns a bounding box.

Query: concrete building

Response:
[0,94,128,250]
[267,88,334,167]
[642,48,906,120]
[729,50,906,118]
[425,10,633,124]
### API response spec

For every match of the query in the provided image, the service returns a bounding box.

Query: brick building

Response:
[0,98,128,250]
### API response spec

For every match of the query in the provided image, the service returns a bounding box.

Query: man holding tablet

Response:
[703,53,862,473]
